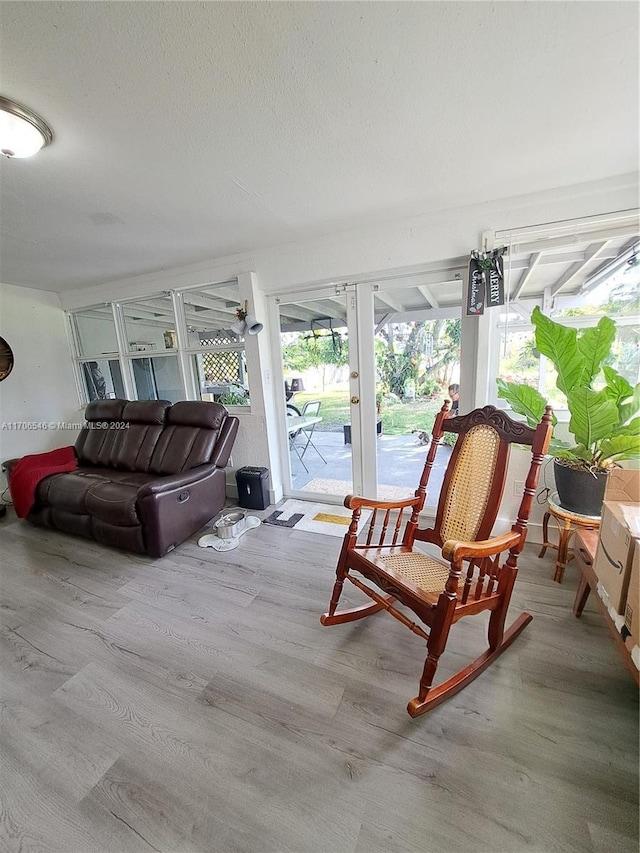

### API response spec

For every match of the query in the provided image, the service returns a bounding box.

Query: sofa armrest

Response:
[137,465,227,557]
[209,415,239,469]
[137,464,218,498]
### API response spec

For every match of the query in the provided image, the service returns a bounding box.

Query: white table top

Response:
[286,415,322,434]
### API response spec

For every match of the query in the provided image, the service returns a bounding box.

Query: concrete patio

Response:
[288,427,451,506]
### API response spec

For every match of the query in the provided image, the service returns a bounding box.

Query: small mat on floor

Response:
[263,499,371,538]
[304,478,414,501]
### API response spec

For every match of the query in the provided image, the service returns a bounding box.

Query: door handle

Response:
[351,396,359,404]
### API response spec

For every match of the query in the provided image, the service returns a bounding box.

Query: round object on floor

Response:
[197,533,240,551]
[214,510,246,539]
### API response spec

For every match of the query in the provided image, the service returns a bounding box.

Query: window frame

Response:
[68,279,251,410]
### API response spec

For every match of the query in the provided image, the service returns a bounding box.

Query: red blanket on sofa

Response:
[9,446,78,519]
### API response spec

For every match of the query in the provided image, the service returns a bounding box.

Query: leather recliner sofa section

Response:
[14,398,239,557]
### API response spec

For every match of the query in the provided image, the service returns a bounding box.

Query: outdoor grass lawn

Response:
[293,390,444,435]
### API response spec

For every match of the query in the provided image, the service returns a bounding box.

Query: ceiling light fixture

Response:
[0,95,53,159]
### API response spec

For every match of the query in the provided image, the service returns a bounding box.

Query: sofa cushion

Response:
[86,481,140,526]
[73,467,155,486]
[149,401,226,475]
[45,472,101,514]
[108,401,170,472]
[75,399,127,467]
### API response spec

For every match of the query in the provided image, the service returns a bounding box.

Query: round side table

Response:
[538,493,601,583]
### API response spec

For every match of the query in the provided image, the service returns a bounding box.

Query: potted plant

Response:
[497,307,639,515]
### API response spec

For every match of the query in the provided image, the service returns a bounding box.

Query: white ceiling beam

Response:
[510,225,637,256]
[417,284,439,309]
[375,291,405,312]
[309,299,347,320]
[550,240,609,296]
[279,305,318,322]
[122,305,172,322]
[511,252,542,300]
[379,306,460,324]
[127,299,174,315]
[125,302,229,328]
[374,312,393,334]
[181,292,237,316]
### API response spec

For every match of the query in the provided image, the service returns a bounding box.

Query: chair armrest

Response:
[345,494,422,512]
[137,464,218,498]
[442,531,522,562]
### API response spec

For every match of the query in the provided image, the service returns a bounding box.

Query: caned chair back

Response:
[417,407,536,549]
[439,424,503,542]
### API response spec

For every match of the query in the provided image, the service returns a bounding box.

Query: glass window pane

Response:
[182,280,242,345]
[122,294,177,354]
[131,355,182,403]
[496,259,640,408]
[73,307,118,357]
[191,352,249,406]
[80,359,124,401]
[551,265,639,386]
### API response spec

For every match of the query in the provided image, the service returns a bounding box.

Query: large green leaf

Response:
[577,317,616,385]
[602,366,633,405]
[553,443,594,463]
[598,434,640,464]
[549,437,572,454]
[567,387,619,449]
[532,307,586,397]
[612,417,640,438]
[496,378,549,427]
[619,383,640,425]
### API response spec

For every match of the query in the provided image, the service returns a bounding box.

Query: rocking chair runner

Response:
[321,402,553,717]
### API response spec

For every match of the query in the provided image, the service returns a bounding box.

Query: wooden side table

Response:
[538,493,601,583]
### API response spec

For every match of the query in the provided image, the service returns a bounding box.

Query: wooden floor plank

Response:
[0,515,637,852]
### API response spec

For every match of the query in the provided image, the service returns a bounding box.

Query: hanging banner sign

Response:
[467,256,485,315]
[486,253,505,308]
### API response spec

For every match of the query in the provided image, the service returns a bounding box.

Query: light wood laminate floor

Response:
[0,511,638,853]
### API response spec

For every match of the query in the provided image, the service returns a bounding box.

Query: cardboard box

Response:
[604,468,640,503]
[593,501,640,614]
[623,540,640,650]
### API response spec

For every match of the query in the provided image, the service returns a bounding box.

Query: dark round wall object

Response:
[0,337,14,381]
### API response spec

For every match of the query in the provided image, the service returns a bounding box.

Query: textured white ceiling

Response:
[0,1,637,291]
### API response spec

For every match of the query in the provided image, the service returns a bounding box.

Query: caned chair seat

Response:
[360,548,450,598]
[321,402,553,718]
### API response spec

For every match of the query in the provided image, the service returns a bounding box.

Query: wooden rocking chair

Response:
[321,402,553,717]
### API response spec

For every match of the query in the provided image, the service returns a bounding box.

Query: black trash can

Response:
[236,466,270,510]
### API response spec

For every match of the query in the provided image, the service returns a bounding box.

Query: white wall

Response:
[61,174,638,309]
[56,174,637,512]
[0,283,82,485]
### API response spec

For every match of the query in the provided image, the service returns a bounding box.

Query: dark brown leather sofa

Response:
[8,398,238,557]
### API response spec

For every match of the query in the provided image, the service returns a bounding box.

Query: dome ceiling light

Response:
[0,95,53,158]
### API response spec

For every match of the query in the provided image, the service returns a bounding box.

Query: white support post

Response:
[351,283,377,498]
[112,302,136,400]
[460,309,494,412]
[238,271,284,504]
[170,290,196,399]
